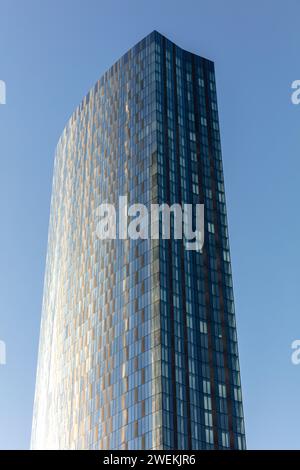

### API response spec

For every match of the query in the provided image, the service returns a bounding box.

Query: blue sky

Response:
[0,0,300,449]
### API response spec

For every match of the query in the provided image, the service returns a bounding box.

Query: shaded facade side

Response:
[153,32,245,449]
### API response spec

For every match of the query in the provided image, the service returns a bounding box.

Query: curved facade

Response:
[32,31,246,450]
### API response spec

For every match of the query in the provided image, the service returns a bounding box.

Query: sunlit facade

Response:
[31,31,246,450]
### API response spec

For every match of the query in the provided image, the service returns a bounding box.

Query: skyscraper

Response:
[31,31,246,450]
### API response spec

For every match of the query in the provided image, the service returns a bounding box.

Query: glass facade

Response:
[31,31,246,450]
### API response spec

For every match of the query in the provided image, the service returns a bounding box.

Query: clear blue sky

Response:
[1,0,300,450]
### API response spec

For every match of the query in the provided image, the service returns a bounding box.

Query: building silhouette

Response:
[31,31,246,450]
